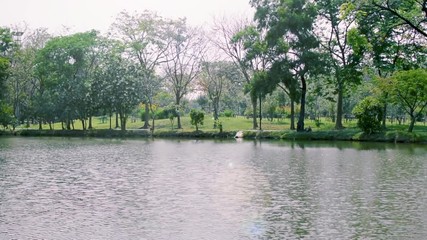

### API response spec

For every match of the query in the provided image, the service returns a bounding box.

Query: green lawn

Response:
[9,114,426,142]
[23,115,427,135]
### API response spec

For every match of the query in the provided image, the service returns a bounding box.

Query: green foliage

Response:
[155,107,177,120]
[0,27,13,100]
[34,31,99,129]
[352,96,384,134]
[367,0,427,39]
[251,0,323,131]
[0,57,9,99]
[0,27,13,54]
[0,101,14,129]
[190,109,204,131]
[389,69,427,132]
[222,109,234,118]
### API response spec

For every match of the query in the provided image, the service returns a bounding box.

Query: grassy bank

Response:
[3,116,427,143]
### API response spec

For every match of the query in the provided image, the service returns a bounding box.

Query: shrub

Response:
[190,109,204,131]
[352,96,384,134]
[0,102,14,129]
[222,109,234,118]
[155,107,177,120]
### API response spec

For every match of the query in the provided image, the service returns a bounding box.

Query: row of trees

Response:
[1,0,427,133]
[235,0,427,132]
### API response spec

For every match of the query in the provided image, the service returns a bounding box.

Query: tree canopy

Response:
[1,2,426,133]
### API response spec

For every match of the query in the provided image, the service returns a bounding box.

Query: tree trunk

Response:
[88,116,93,129]
[382,93,388,129]
[335,81,344,129]
[66,118,71,130]
[81,119,85,130]
[259,96,262,130]
[120,112,127,131]
[39,118,42,130]
[176,96,182,129]
[48,122,52,130]
[408,115,416,132]
[115,112,119,129]
[142,103,150,129]
[251,97,258,129]
[290,99,295,130]
[109,114,112,130]
[213,98,219,121]
[297,75,306,132]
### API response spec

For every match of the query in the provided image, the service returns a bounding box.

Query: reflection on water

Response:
[0,137,426,239]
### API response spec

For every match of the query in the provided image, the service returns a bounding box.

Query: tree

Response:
[163,20,206,129]
[245,70,276,130]
[367,0,427,39]
[34,31,99,130]
[0,27,13,101]
[212,16,260,129]
[389,69,427,132]
[0,57,9,100]
[352,96,384,134]
[93,39,142,131]
[356,0,427,128]
[269,60,300,130]
[251,0,323,131]
[198,60,241,124]
[190,109,204,131]
[111,10,174,129]
[7,28,52,127]
[232,25,274,129]
[0,101,14,129]
[316,0,368,129]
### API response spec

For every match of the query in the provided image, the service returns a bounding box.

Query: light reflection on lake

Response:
[0,137,426,239]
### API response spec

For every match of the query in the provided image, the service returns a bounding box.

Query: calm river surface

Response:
[0,137,426,239]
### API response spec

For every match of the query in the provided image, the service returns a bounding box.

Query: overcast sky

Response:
[2,0,253,33]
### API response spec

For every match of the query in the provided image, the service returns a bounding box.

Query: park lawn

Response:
[11,115,427,142]
[23,114,427,135]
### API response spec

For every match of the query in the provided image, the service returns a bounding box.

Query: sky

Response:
[1,0,254,34]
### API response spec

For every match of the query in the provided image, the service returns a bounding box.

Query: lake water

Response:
[0,137,426,239]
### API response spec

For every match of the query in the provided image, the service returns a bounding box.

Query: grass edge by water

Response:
[2,128,426,144]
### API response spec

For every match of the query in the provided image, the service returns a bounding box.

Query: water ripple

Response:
[0,138,426,239]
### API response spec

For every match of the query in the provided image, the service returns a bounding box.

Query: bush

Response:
[222,109,234,118]
[155,107,177,120]
[190,109,204,131]
[352,96,384,134]
[0,101,14,129]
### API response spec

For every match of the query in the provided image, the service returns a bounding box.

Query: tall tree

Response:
[198,61,241,123]
[0,27,13,101]
[34,31,98,129]
[388,69,427,132]
[93,39,142,131]
[212,16,260,129]
[111,10,174,129]
[251,0,323,131]
[0,27,14,129]
[269,60,300,130]
[232,25,273,129]
[356,0,427,128]
[7,28,51,126]
[368,0,427,38]
[316,0,368,129]
[163,20,206,129]
[246,70,276,130]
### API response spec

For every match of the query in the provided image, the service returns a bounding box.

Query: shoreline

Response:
[1,129,426,144]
